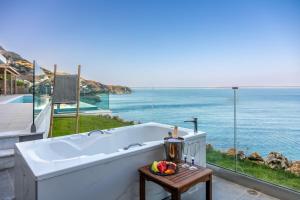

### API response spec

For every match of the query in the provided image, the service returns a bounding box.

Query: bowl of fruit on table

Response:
[150,161,177,176]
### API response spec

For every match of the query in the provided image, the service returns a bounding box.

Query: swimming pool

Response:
[9,95,33,103]
[8,95,105,114]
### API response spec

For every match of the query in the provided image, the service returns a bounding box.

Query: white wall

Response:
[0,54,7,64]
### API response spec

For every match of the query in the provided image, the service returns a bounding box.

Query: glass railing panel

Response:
[147,88,189,126]
[33,62,51,117]
[80,91,109,111]
[105,86,300,192]
[236,88,300,192]
[110,87,156,123]
[198,88,236,170]
[110,87,235,170]
[147,87,236,170]
[54,92,109,114]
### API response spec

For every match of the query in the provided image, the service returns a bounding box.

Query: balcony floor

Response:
[205,176,278,200]
[0,169,278,200]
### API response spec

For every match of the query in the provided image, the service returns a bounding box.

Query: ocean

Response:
[110,88,300,160]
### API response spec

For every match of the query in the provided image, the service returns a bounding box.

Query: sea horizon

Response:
[128,86,300,90]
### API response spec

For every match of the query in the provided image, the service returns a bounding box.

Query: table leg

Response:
[140,173,146,200]
[206,175,212,200]
[171,191,181,200]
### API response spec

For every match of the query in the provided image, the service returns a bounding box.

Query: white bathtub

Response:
[15,122,206,200]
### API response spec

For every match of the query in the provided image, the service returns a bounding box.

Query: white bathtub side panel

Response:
[14,148,36,200]
[197,134,206,167]
[37,147,168,200]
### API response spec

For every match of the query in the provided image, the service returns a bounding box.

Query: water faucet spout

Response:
[184,117,198,133]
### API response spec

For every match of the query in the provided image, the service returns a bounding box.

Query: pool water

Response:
[9,96,33,103]
[9,95,102,114]
[54,102,99,114]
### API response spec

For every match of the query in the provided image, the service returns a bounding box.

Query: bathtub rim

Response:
[15,122,206,181]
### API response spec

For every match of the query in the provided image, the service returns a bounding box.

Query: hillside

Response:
[0,46,33,75]
[0,46,131,94]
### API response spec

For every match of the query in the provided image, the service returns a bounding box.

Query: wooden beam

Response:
[75,65,81,133]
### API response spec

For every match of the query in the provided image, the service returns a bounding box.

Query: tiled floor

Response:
[0,169,14,200]
[208,176,278,200]
[0,95,32,132]
[162,176,278,200]
[0,169,278,200]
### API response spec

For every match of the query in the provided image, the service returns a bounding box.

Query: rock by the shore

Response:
[226,148,236,156]
[248,152,264,164]
[237,151,246,160]
[265,152,290,170]
[286,161,300,176]
[226,148,245,160]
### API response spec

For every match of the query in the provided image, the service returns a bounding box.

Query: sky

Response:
[1,0,300,87]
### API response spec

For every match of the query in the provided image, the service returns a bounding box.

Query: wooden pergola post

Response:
[3,68,6,95]
[0,65,19,95]
[14,76,17,94]
[10,74,13,94]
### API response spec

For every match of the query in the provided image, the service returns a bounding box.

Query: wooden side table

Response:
[139,163,212,200]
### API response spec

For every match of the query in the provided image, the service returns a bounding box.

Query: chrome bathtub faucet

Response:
[184,117,198,133]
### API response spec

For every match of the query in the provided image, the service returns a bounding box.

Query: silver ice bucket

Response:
[164,137,184,163]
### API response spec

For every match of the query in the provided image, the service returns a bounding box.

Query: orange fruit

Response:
[164,169,175,175]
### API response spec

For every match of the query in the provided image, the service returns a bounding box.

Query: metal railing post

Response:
[232,86,238,171]
[30,60,36,133]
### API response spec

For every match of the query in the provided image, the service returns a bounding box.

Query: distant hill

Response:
[41,67,131,95]
[0,46,33,75]
[0,46,131,94]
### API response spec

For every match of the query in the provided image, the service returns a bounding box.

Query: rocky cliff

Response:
[0,46,131,94]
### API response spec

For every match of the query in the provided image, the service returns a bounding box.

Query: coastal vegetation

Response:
[52,115,134,137]
[206,145,300,191]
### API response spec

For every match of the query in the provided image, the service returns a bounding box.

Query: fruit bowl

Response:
[149,161,178,176]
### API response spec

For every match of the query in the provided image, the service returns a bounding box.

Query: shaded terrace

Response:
[0,64,19,95]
